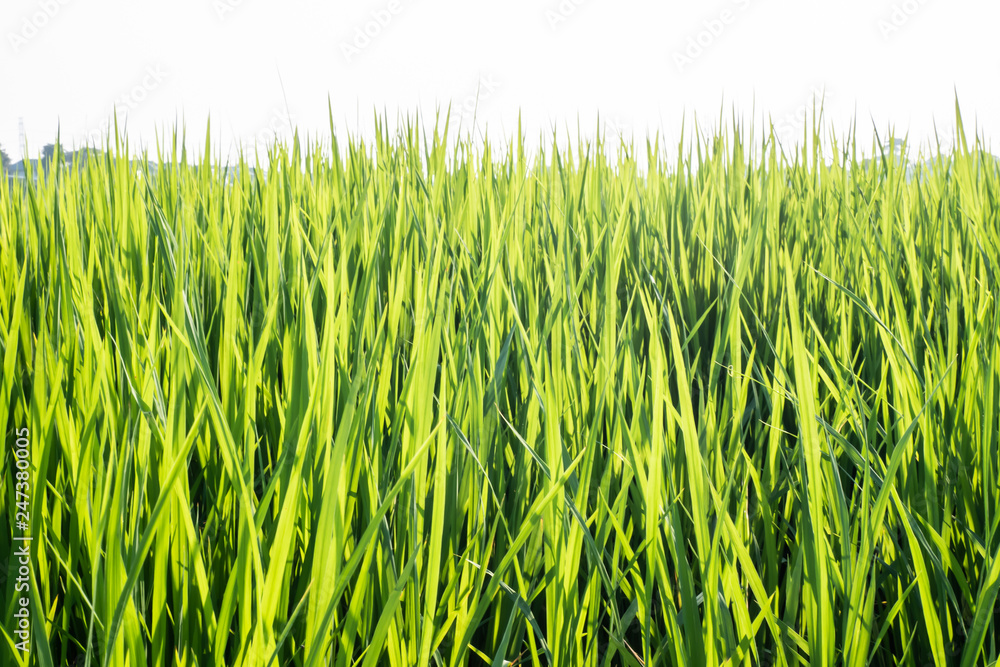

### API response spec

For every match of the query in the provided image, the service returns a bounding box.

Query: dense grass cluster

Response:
[2,109,999,667]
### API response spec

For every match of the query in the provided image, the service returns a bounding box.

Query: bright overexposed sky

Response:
[2,0,998,165]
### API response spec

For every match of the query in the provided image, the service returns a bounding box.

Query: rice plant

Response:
[1,104,999,666]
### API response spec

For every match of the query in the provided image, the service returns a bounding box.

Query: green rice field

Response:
[1,108,999,666]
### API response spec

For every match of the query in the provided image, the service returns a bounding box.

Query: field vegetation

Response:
[1,107,999,666]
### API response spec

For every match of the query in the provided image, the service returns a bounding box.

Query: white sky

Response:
[2,0,998,165]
